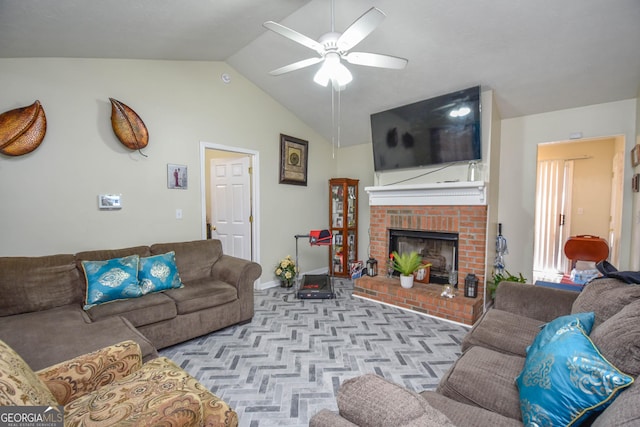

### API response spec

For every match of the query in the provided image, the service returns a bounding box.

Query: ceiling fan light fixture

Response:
[313,52,352,88]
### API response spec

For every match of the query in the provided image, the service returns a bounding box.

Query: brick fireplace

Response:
[355,182,488,325]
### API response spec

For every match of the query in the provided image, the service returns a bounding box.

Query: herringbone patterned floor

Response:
[160,280,469,427]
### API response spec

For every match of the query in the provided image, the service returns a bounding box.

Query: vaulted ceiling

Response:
[1,0,639,146]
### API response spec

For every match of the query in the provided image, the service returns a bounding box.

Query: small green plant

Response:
[487,270,526,299]
[390,251,431,276]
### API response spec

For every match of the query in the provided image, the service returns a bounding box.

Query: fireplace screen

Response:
[389,229,458,284]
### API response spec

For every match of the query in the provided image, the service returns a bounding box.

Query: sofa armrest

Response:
[37,340,143,405]
[211,254,262,320]
[310,409,359,427]
[494,281,579,322]
[333,374,456,427]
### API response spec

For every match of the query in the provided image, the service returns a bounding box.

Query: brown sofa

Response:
[0,339,238,426]
[0,239,262,370]
[310,277,640,426]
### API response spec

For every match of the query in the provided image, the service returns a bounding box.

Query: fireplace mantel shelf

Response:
[365,181,487,206]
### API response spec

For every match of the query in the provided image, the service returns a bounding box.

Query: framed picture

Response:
[168,164,188,189]
[632,145,640,167]
[279,134,308,186]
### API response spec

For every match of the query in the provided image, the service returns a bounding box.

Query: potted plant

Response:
[390,251,431,289]
[275,255,297,288]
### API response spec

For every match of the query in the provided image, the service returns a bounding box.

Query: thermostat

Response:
[98,194,122,210]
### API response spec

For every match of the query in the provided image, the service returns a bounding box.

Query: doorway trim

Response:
[199,141,260,265]
[532,136,623,281]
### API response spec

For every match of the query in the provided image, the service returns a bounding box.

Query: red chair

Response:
[564,235,609,270]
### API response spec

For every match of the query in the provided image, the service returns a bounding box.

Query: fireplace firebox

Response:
[389,229,458,284]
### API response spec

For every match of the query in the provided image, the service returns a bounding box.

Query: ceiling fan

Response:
[263,1,408,90]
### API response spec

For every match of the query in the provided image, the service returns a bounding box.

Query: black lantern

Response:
[464,273,478,298]
[366,257,378,276]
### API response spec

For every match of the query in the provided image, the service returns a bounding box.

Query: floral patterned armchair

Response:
[0,339,237,426]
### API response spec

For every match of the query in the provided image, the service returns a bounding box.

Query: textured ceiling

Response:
[1,0,639,146]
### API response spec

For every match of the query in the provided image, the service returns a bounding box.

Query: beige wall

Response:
[500,99,637,278]
[336,143,375,264]
[0,58,336,286]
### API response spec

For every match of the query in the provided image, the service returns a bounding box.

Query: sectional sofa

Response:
[311,277,640,426]
[0,239,262,370]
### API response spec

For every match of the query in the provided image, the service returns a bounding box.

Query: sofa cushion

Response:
[421,391,522,427]
[85,292,177,327]
[571,278,640,326]
[0,339,58,406]
[64,356,238,427]
[591,380,640,427]
[76,245,151,264]
[516,324,633,426]
[0,254,81,316]
[139,251,183,294]
[36,340,143,405]
[164,278,237,315]
[151,240,222,283]
[334,374,456,427]
[591,299,640,378]
[81,255,142,309]
[436,346,524,420]
[461,309,545,356]
[0,305,158,371]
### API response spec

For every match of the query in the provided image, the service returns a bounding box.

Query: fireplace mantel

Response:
[365,181,487,206]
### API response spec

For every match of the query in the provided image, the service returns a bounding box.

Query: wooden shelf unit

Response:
[329,178,359,277]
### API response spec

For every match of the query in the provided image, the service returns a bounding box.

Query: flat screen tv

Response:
[370,86,481,172]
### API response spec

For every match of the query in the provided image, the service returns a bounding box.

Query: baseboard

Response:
[254,267,329,290]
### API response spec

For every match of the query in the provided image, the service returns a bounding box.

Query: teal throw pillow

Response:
[138,251,183,294]
[82,255,141,309]
[526,311,595,356]
[516,324,633,426]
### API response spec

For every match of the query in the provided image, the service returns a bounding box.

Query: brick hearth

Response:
[354,276,484,325]
[359,201,488,325]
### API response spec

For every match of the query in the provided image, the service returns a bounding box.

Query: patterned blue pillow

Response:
[526,311,595,356]
[517,324,633,426]
[82,255,142,309]
[138,251,183,294]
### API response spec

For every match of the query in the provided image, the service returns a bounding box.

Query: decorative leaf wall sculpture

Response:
[0,100,47,156]
[109,98,149,155]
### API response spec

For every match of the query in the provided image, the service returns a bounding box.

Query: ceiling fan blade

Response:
[337,7,385,52]
[344,52,408,69]
[269,57,324,76]
[263,21,324,54]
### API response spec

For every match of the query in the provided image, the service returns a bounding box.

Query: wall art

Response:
[0,100,47,156]
[168,164,188,189]
[279,133,308,186]
[109,98,148,156]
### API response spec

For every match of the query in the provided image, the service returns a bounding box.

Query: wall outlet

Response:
[176,209,183,219]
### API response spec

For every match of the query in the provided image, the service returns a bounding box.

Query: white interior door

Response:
[210,157,252,260]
